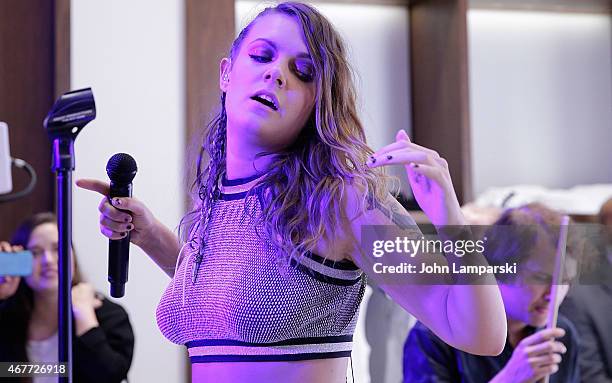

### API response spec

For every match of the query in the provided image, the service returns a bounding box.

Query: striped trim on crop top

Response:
[186,335,353,362]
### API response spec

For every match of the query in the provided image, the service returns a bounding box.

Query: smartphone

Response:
[0,251,33,276]
[0,122,12,194]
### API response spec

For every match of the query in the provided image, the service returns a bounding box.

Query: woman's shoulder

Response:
[338,179,416,229]
[320,178,419,264]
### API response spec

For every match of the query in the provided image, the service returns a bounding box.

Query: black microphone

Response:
[106,153,137,298]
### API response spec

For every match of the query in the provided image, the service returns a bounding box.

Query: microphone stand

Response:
[45,88,96,383]
[51,138,75,383]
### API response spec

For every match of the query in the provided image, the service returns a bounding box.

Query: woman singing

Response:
[78,2,506,382]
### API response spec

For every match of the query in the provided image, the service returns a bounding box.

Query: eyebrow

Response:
[249,38,312,60]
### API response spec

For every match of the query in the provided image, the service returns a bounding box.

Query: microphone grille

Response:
[106,153,137,184]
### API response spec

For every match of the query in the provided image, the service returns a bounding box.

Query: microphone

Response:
[106,153,137,298]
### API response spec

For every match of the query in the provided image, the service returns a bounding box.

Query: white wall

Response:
[71,1,185,382]
[236,3,412,383]
[468,10,612,197]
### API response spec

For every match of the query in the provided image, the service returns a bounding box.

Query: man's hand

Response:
[491,328,567,383]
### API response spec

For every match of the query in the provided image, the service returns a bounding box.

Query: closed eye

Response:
[249,54,271,63]
[249,54,314,83]
[293,60,314,82]
[29,247,44,257]
[295,69,314,82]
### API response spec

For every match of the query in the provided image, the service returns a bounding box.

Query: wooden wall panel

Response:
[0,1,67,239]
[54,0,71,99]
[410,0,472,204]
[185,0,235,206]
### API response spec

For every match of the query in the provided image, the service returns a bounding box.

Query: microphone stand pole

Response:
[45,87,96,383]
[51,138,74,383]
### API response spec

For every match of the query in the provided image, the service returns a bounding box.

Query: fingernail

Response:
[122,232,127,237]
[124,217,131,223]
[386,155,393,160]
[127,224,134,230]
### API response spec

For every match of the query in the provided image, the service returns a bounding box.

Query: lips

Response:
[534,304,549,314]
[41,269,58,278]
[250,90,279,111]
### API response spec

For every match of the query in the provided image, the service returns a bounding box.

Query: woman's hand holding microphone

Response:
[76,179,157,246]
[76,179,181,277]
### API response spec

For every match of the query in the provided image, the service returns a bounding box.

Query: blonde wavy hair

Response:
[181,2,393,263]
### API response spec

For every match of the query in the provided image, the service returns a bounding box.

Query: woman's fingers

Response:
[396,129,410,142]
[76,179,110,196]
[77,178,152,243]
[372,140,440,160]
[368,147,450,186]
[368,148,446,172]
[101,225,128,240]
[78,178,144,217]
[370,129,411,158]
[371,140,410,158]
[370,134,444,169]
[109,196,147,217]
[95,195,137,241]
[407,163,446,187]
[0,241,12,252]
[0,242,23,253]
[100,216,133,233]
[368,149,428,168]
[98,198,132,223]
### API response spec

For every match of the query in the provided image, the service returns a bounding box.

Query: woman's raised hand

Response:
[76,179,157,247]
[367,129,465,226]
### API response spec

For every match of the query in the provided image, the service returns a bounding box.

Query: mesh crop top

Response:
[156,172,366,363]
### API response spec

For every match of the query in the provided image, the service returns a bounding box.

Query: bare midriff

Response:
[191,357,349,383]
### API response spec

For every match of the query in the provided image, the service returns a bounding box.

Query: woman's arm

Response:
[326,130,506,356]
[136,216,182,277]
[76,179,181,277]
[341,190,506,356]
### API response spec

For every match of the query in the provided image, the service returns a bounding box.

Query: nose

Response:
[543,284,553,301]
[264,66,285,88]
[41,249,58,266]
